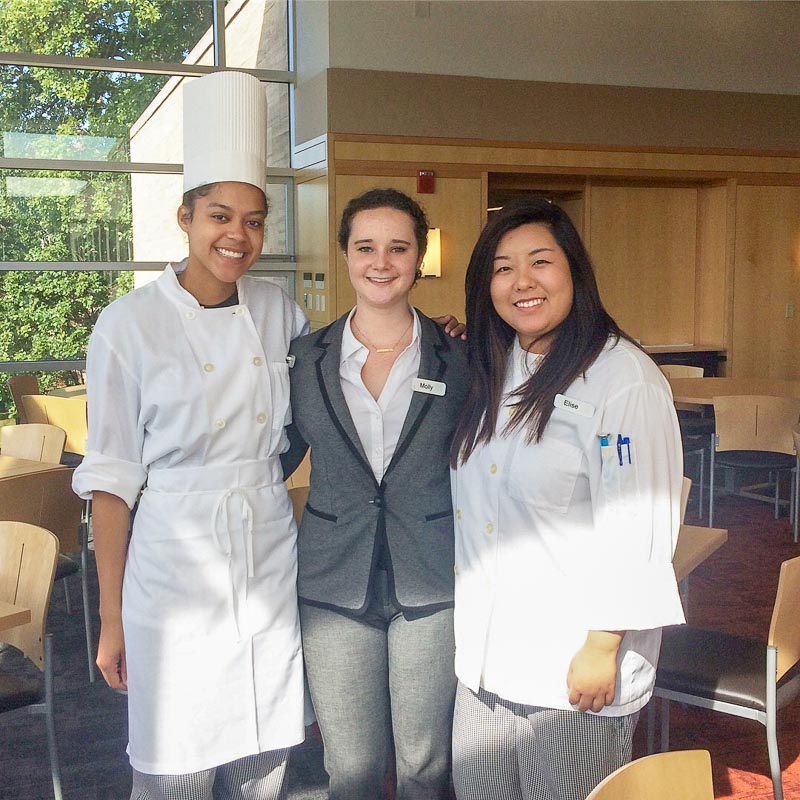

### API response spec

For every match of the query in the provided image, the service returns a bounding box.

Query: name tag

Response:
[413,377,446,396]
[554,393,595,418]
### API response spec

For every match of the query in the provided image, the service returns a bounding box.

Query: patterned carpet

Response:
[1,487,798,799]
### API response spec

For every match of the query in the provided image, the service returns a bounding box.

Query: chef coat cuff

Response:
[72,450,146,509]
[580,561,686,631]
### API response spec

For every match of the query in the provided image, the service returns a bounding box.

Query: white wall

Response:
[322,0,799,96]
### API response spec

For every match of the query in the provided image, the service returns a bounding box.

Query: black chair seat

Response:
[55,554,79,582]
[0,672,43,713]
[657,626,767,711]
[678,415,716,437]
[60,452,83,467]
[714,450,794,471]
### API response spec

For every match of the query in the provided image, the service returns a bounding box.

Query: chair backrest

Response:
[0,423,66,464]
[21,394,88,456]
[7,374,40,423]
[660,364,704,379]
[0,521,59,670]
[680,476,691,523]
[713,395,800,456]
[768,555,800,681]
[585,750,714,800]
[288,485,309,525]
[0,469,83,554]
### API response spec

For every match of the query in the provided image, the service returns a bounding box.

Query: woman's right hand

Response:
[97,616,128,690]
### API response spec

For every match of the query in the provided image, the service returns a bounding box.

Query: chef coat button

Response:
[185,310,196,320]
[203,363,215,373]
[489,463,497,475]
[485,522,494,534]
[256,413,267,424]
[252,356,263,367]
[456,509,462,520]
[234,307,245,316]
[214,418,226,430]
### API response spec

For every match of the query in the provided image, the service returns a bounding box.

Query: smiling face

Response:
[177,181,266,302]
[344,207,423,311]
[489,222,574,352]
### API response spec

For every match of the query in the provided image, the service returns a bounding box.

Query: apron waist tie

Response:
[212,489,254,640]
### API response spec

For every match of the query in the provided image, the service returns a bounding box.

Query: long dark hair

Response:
[451,198,633,466]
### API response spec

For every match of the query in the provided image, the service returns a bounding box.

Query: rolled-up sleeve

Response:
[72,327,147,509]
[578,381,686,631]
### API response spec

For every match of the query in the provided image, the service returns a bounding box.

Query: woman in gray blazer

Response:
[283,188,468,800]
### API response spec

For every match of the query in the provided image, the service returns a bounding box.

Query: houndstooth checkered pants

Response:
[130,748,289,800]
[452,682,638,800]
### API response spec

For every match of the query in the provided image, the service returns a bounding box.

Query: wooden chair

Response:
[659,364,704,380]
[0,521,63,800]
[288,484,309,525]
[6,374,40,424]
[709,395,800,527]
[0,469,95,682]
[585,750,713,800]
[0,423,66,464]
[20,394,87,465]
[654,555,800,800]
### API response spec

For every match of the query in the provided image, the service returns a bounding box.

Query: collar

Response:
[158,260,245,309]
[341,306,421,364]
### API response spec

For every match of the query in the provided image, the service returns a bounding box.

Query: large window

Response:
[0,0,295,414]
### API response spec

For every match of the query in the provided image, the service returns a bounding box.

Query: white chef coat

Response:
[73,262,310,774]
[452,336,685,717]
[339,307,421,481]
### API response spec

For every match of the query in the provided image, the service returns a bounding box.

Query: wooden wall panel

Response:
[694,183,731,352]
[587,186,698,346]
[732,186,800,378]
[332,174,483,321]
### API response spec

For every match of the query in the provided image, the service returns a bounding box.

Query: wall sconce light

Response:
[420,228,441,278]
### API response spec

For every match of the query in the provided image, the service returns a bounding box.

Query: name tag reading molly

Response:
[554,393,595,418]
[413,377,446,396]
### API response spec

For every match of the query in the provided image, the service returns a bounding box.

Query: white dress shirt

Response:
[340,307,421,481]
[452,336,686,716]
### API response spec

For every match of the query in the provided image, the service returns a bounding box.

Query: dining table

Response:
[669,377,800,406]
[0,455,69,480]
[0,599,31,632]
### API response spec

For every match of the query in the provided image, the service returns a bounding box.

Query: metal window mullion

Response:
[0,51,294,84]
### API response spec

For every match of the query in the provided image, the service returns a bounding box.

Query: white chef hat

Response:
[182,70,267,194]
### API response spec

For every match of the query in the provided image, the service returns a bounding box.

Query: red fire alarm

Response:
[417,169,435,194]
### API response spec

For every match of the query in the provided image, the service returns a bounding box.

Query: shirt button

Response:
[256,413,267,424]
[214,418,226,430]
[252,356,263,367]
[489,463,497,475]
[485,522,494,535]
[203,363,215,373]
[456,509,462,520]
[185,310,196,320]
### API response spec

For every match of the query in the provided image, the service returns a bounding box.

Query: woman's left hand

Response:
[432,314,467,339]
[566,630,623,713]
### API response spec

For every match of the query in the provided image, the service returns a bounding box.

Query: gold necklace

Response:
[352,315,413,353]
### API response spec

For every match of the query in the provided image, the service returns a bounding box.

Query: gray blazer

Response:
[285,310,468,613]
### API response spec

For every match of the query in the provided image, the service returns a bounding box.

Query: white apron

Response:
[76,265,308,774]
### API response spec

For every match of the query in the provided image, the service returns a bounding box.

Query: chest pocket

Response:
[505,436,583,515]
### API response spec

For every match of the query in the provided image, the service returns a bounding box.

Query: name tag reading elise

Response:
[554,393,595,418]
[413,377,446,396]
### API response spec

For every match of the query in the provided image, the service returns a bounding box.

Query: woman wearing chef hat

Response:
[73,70,309,799]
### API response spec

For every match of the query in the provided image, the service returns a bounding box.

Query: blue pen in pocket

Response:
[616,434,631,465]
